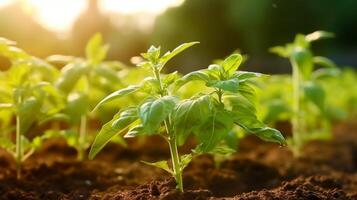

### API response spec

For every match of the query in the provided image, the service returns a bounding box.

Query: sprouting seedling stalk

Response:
[77,115,87,160]
[290,56,302,156]
[15,96,22,179]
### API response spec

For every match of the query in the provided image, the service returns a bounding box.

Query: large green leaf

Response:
[92,85,141,111]
[196,110,233,152]
[89,107,137,159]
[138,96,178,134]
[226,94,286,145]
[172,95,212,145]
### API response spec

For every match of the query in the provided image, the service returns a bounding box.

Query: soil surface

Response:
[0,121,356,200]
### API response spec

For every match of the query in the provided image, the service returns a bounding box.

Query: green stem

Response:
[153,67,183,192]
[168,133,183,192]
[78,115,87,161]
[291,59,301,156]
[15,113,22,179]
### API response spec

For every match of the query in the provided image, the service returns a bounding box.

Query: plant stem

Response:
[78,115,87,161]
[168,133,183,192]
[291,59,301,156]
[153,67,183,192]
[15,113,22,179]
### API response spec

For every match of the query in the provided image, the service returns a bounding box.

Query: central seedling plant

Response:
[271,31,338,156]
[89,42,285,192]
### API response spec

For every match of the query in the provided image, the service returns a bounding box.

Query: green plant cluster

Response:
[0,31,356,191]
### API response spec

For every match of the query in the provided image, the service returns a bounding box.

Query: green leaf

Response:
[163,71,179,86]
[207,78,240,92]
[237,83,257,103]
[291,47,313,79]
[226,94,286,145]
[250,127,286,145]
[89,108,138,159]
[138,96,178,134]
[180,154,193,170]
[39,113,71,125]
[141,46,161,64]
[196,110,233,152]
[92,85,141,112]
[17,97,42,135]
[65,93,89,123]
[56,62,89,94]
[234,71,265,81]
[312,68,340,80]
[208,145,236,155]
[141,160,173,175]
[221,54,243,75]
[313,56,336,68]
[270,45,291,58]
[172,95,212,145]
[85,33,109,64]
[175,70,212,90]
[303,81,325,111]
[112,107,138,129]
[160,42,199,67]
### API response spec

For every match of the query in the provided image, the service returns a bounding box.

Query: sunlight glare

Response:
[100,0,183,14]
[24,0,86,33]
[0,0,184,33]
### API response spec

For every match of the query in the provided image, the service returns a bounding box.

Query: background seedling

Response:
[0,37,62,178]
[270,31,339,156]
[46,33,131,160]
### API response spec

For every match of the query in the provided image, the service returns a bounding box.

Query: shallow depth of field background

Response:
[0,0,356,73]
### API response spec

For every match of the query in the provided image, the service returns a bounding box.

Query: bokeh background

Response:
[0,0,356,73]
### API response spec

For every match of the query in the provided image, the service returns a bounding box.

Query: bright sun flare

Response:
[0,0,183,33]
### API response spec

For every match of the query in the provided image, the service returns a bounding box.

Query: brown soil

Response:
[0,122,356,200]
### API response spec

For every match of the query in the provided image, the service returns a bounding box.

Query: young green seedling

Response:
[89,42,286,192]
[270,31,338,156]
[0,37,62,178]
[48,33,127,160]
